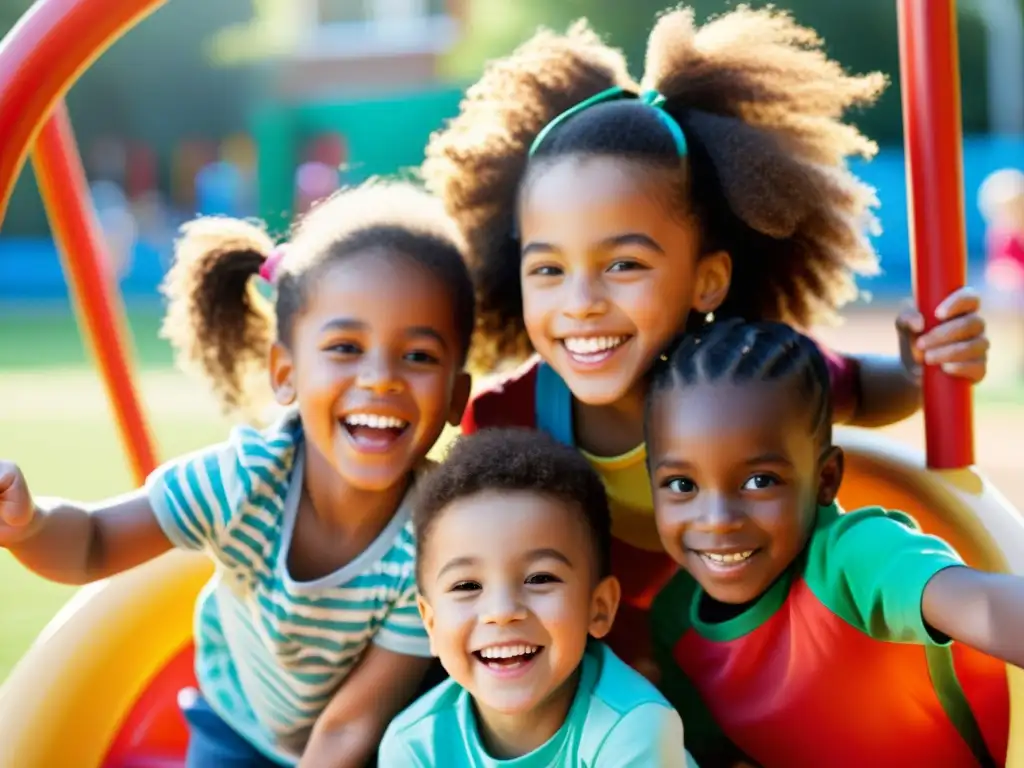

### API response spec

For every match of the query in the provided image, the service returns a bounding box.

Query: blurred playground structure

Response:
[0,0,1022,306]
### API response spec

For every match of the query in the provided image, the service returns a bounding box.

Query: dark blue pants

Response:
[180,660,446,767]
[180,691,279,768]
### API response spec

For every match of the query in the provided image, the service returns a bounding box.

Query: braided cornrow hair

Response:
[648,318,832,447]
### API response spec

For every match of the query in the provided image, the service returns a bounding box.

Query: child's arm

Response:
[0,461,172,584]
[841,287,988,428]
[299,646,433,768]
[922,568,1024,668]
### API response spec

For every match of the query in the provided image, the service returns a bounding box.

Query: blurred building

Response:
[277,0,464,97]
[210,0,466,98]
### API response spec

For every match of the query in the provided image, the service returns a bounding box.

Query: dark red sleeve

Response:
[461,361,540,434]
[818,343,861,422]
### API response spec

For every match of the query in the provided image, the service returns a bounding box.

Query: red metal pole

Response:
[31,103,159,484]
[0,0,169,223]
[896,0,975,470]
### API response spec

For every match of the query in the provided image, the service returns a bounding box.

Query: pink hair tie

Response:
[259,245,287,284]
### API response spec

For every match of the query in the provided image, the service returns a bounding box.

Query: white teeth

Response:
[702,550,755,564]
[478,644,539,660]
[343,413,408,430]
[562,336,627,355]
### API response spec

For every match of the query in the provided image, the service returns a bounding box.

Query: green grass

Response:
[0,301,231,681]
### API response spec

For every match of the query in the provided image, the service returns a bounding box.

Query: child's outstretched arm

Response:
[843,287,988,427]
[299,645,433,768]
[923,568,1024,668]
[0,461,172,585]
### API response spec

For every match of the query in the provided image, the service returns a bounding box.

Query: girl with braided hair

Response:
[647,319,1014,767]
[422,6,990,672]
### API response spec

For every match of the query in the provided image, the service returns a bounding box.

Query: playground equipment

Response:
[0,0,1022,765]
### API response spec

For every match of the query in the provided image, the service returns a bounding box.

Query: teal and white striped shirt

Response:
[146,414,431,765]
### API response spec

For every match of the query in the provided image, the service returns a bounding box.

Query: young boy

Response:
[379,428,691,766]
[644,318,1024,768]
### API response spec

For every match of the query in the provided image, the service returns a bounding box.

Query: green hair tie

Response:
[528,86,688,158]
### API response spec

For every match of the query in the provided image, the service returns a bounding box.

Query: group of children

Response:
[0,7,1021,768]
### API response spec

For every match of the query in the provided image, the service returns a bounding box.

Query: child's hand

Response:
[895,287,989,383]
[0,461,38,547]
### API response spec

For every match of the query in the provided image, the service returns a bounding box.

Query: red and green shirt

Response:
[652,503,1010,768]
[463,351,861,670]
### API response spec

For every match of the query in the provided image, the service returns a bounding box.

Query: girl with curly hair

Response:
[422,6,990,673]
[0,181,474,767]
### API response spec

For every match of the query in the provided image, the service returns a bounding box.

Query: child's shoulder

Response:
[145,412,302,552]
[804,502,955,580]
[588,641,673,716]
[381,675,464,750]
[463,358,541,432]
[811,502,925,545]
[582,644,686,763]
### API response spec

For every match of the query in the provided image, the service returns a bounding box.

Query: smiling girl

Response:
[0,181,474,768]
[423,7,990,671]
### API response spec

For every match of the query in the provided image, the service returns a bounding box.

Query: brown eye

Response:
[743,474,779,491]
[529,265,562,277]
[405,350,439,364]
[607,260,644,272]
[525,573,561,585]
[665,477,696,494]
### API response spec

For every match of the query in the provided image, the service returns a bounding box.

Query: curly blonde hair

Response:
[423,6,886,371]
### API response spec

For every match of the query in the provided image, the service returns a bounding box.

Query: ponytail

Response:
[641,7,884,326]
[160,217,276,415]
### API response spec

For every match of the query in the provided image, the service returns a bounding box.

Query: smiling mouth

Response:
[473,644,543,671]
[560,335,631,366]
[341,413,410,453]
[693,549,761,572]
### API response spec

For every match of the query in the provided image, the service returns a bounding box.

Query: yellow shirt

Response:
[579,443,665,553]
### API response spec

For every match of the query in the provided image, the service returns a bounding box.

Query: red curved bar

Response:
[896,0,975,470]
[0,0,169,222]
[32,104,159,482]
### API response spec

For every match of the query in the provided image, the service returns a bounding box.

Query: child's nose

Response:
[694,493,744,532]
[562,275,609,320]
[355,355,404,394]
[480,587,528,625]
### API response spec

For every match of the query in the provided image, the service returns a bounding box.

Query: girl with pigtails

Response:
[0,181,475,767]
[423,6,990,675]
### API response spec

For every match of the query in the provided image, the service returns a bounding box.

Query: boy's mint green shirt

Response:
[378,643,694,767]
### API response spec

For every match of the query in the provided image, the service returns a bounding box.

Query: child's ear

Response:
[587,575,622,640]
[692,250,732,315]
[269,341,296,406]
[416,593,437,656]
[817,445,845,506]
[447,372,472,427]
